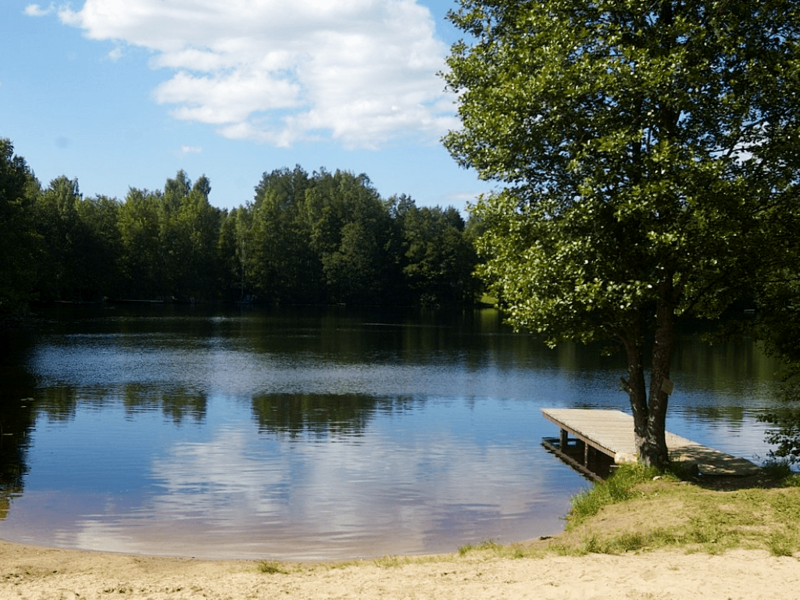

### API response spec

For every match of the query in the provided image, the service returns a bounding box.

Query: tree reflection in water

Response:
[250,393,423,439]
[0,331,37,520]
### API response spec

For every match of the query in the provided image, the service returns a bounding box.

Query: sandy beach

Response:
[2,539,799,600]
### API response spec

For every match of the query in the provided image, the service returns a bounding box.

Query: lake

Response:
[0,305,783,560]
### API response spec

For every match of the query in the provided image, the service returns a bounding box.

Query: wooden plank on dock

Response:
[542,408,761,476]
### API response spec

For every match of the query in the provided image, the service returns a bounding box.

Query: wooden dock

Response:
[542,408,761,479]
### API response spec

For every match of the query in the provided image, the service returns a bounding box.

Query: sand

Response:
[1,539,799,600]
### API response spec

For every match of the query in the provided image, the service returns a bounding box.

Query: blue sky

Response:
[0,0,494,212]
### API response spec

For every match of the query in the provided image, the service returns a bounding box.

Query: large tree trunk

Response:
[642,287,676,468]
[621,311,649,460]
[621,275,677,468]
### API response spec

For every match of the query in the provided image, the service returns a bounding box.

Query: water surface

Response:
[0,306,782,560]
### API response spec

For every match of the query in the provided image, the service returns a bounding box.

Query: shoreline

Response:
[4,470,800,598]
[2,538,799,599]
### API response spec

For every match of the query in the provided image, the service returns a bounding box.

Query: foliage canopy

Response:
[443,0,800,465]
[0,138,478,314]
[0,139,38,318]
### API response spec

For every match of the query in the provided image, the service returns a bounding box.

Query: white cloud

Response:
[24,3,54,16]
[55,0,455,148]
[107,45,124,61]
[178,145,202,155]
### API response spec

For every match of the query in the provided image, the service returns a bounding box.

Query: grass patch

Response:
[458,540,500,556]
[372,556,410,568]
[257,561,288,574]
[371,555,436,568]
[549,462,800,557]
[767,531,797,557]
[457,540,546,560]
[567,463,668,528]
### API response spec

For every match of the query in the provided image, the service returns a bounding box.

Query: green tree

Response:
[247,167,396,305]
[233,206,255,300]
[249,167,322,303]
[74,195,123,299]
[400,204,479,306]
[217,208,241,300]
[117,187,165,298]
[34,177,122,302]
[443,0,800,466]
[117,173,222,301]
[173,174,222,300]
[304,170,396,304]
[0,139,39,317]
[33,176,85,301]
[158,171,191,297]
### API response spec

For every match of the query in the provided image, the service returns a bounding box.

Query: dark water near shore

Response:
[0,305,782,560]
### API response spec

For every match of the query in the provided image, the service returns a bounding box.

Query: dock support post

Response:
[560,428,568,450]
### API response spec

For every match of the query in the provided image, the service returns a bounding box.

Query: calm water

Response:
[0,305,783,560]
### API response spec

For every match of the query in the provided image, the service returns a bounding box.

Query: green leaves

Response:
[446,0,800,465]
[0,138,481,310]
[240,169,479,306]
[0,139,38,317]
[446,0,800,339]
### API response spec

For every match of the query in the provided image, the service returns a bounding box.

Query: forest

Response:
[0,137,481,317]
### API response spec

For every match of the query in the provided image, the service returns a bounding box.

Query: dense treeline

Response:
[0,138,480,317]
